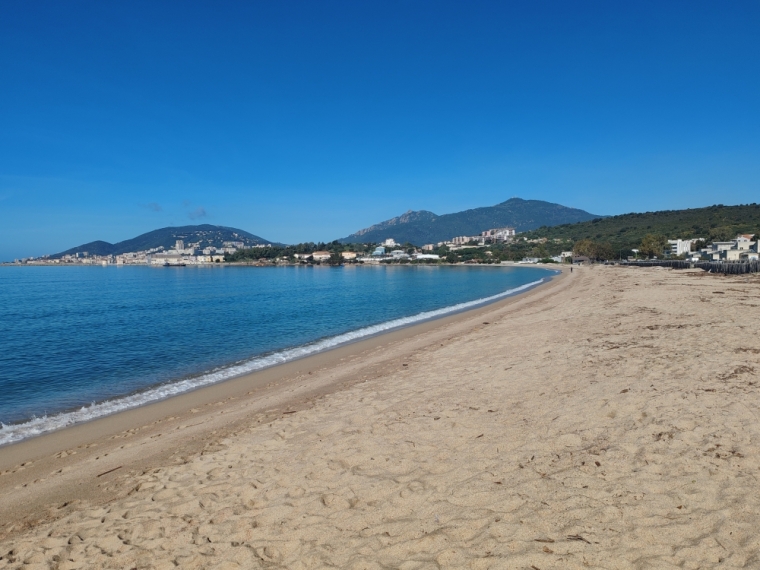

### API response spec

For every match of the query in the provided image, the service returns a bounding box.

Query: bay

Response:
[0,264,552,444]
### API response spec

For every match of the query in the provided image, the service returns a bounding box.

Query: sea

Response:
[0,264,553,446]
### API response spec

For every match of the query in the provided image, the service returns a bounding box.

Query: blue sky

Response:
[1,1,758,259]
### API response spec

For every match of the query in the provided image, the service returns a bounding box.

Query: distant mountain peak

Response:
[339,197,602,245]
[351,210,439,236]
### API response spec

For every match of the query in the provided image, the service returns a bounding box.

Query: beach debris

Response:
[534,538,555,543]
[567,534,591,544]
[543,546,554,553]
[96,466,122,478]
[476,434,484,438]
[283,411,296,414]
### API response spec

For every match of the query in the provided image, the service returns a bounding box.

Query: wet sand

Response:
[2,265,760,569]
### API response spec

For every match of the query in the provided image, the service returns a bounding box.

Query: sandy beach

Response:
[1,264,759,569]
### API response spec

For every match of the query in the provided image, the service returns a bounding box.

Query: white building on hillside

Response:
[481,227,516,242]
[668,239,701,256]
[311,251,331,261]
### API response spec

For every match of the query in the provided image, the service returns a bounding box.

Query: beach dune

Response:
[1,265,759,569]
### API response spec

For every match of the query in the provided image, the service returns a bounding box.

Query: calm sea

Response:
[0,265,552,445]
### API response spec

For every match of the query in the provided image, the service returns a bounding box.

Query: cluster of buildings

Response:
[418,227,517,251]
[147,240,231,265]
[366,248,440,262]
[292,238,441,264]
[363,238,440,262]
[680,234,758,262]
[143,240,271,265]
[13,240,267,266]
[518,251,575,264]
[17,251,136,265]
[294,243,441,264]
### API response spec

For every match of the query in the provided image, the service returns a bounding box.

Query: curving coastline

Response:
[0,274,551,447]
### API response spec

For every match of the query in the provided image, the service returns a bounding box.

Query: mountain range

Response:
[53,198,603,256]
[55,225,273,257]
[48,200,760,259]
[338,198,603,245]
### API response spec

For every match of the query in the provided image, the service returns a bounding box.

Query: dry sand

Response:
[1,265,760,569]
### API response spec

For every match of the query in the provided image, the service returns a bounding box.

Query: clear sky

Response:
[1,1,758,259]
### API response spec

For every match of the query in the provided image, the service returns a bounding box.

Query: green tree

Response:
[593,242,615,261]
[572,239,615,260]
[573,239,596,258]
[326,252,343,266]
[639,234,668,258]
[708,227,734,242]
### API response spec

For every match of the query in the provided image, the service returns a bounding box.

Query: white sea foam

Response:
[0,277,545,446]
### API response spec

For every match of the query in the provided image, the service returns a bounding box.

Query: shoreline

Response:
[0,266,573,543]
[0,267,557,449]
[0,260,564,268]
[0,266,567,471]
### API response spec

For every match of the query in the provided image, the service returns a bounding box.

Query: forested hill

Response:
[55,225,273,257]
[523,204,760,250]
[338,198,602,245]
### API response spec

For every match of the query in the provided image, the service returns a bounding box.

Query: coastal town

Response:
[8,225,758,267]
[4,227,528,265]
[9,239,267,266]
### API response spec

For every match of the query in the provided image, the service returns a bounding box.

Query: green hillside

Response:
[524,204,760,251]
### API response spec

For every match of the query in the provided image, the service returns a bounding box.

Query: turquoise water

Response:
[0,265,552,444]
